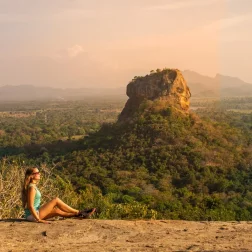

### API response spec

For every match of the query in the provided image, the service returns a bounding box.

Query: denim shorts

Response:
[26,210,39,222]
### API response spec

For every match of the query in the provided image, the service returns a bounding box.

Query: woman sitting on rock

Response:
[22,167,96,223]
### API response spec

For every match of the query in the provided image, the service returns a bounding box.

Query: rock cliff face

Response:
[118,69,191,121]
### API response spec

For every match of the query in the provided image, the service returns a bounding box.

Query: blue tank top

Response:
[24,183,41,218]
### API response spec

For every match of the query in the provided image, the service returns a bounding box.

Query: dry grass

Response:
[0,159,79,219]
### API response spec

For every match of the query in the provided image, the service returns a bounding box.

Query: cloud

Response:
[51,9,97,20]
[203,12,252,32]
[67,44,84,57]
[220,13,252,29]
[52,44,85,60]
[145,0,222,11]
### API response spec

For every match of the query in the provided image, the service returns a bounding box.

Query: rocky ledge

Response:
[0,219,251,251]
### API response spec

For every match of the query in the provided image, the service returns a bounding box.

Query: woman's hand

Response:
[37,219,50,224]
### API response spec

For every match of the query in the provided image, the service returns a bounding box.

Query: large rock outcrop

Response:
[118,69,191,121]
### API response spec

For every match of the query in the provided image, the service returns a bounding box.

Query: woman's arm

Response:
[27,186,42,222]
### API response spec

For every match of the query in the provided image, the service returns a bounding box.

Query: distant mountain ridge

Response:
[1,70,252,101]
[0,85,125,101]
[183,70,252,97]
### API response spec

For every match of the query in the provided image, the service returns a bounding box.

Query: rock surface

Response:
[119,69,191,121]
[0,219,251,251]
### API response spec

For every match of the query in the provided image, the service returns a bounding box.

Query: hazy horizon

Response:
[0,0,251,88]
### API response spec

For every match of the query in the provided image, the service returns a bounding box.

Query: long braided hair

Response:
[21,167,36,208]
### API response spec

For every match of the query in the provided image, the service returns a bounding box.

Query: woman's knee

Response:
[52,197,60,203]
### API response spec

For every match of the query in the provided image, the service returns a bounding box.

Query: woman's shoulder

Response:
[28,183,37,189]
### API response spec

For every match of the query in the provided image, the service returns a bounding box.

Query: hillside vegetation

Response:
[1,75,252,220]
[57,103,252,220]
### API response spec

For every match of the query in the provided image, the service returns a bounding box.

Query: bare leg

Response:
[43,208,78,220]
[39,197,79,220]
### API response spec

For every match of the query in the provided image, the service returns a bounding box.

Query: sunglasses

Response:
[32,171,40,175]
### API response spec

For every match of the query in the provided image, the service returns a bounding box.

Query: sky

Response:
[0,0,251,88]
